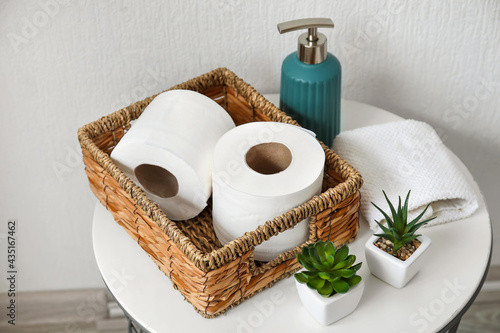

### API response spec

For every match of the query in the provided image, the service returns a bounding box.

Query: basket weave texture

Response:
[78,68,363,318]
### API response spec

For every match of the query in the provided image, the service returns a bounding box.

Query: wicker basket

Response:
[78,67,362,318]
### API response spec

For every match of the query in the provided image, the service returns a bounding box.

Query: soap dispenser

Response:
[278,18,341,146]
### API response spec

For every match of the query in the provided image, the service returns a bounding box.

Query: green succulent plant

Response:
[371,190,436,254]
[294,240,362,297]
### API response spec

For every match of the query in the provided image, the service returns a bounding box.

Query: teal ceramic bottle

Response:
[278,18,341,146]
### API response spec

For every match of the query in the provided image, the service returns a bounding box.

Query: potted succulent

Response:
[365,190,436,288]
[294,240,364,326]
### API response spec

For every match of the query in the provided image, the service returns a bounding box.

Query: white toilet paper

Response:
[212,122,325,261]
[110,89,235,220]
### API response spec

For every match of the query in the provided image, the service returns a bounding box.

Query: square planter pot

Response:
[296,278,364,326]
[365,234,431,288]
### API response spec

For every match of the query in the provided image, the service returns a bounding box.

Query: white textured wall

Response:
[0,0,499,292]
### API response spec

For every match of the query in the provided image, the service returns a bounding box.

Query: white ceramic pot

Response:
[296,278,364,326]
[365,234,432,288]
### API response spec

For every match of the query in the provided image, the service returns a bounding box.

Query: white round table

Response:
[92,97,491,333]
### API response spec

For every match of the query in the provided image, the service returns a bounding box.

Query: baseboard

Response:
[0,288,125,330]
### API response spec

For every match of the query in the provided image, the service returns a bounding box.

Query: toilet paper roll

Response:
[212,122,325,261]
[110,89,235,220]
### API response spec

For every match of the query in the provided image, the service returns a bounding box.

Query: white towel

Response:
[333,119,478,230]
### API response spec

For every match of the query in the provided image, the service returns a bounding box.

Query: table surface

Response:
[92,96,491,333]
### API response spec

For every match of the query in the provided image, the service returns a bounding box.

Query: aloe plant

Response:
[294,240,362,297]
[372,190,436,254]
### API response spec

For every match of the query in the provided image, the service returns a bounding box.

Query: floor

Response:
[1,267,500,333]
[457,265,500,333]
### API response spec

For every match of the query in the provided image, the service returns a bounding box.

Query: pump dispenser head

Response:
[278,18,334,65]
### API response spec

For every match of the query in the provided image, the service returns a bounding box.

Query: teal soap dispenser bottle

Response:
[278,18,341,146]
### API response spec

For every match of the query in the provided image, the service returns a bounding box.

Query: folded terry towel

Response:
[333,119,478,230]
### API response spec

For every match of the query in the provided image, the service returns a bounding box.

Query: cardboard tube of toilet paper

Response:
[111,89,235,220]
[212,122,325,261]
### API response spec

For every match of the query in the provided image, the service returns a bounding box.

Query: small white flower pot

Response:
[296,277,364,326]
[365,234,432,288]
